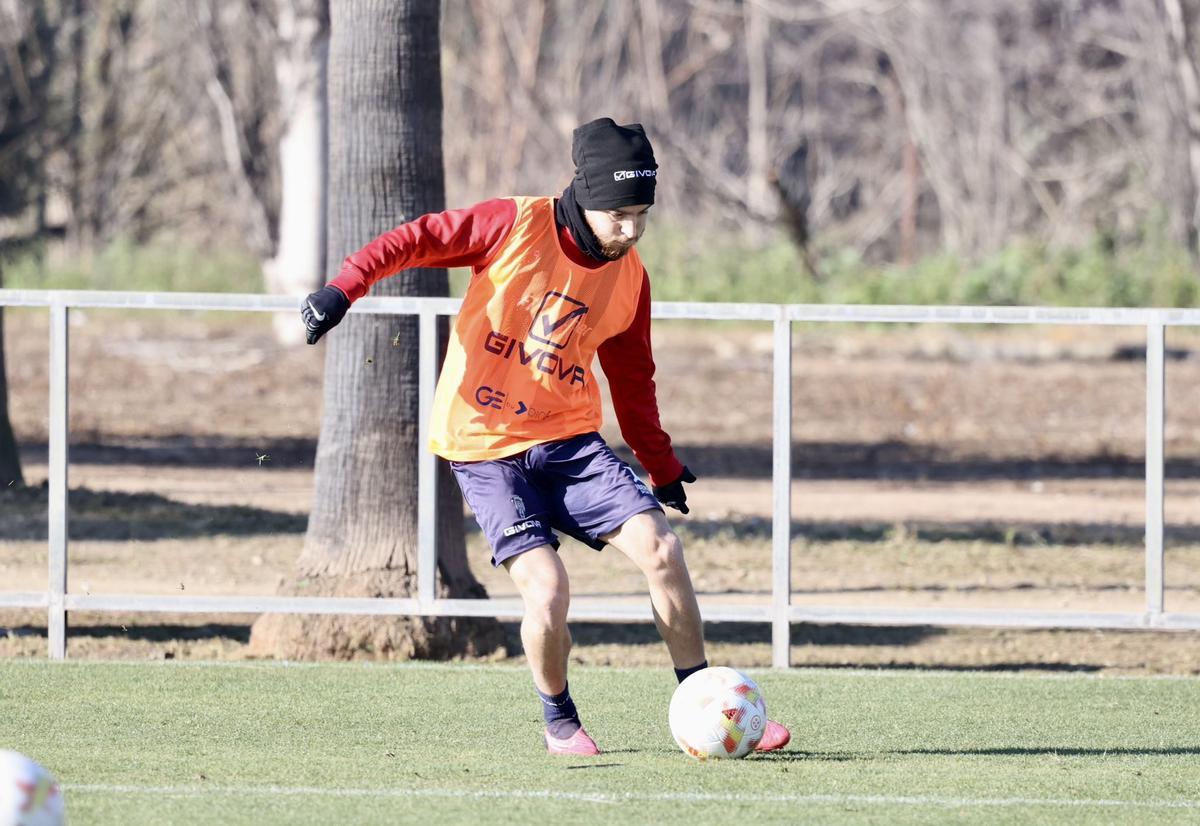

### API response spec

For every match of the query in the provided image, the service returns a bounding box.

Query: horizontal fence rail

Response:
[5,288,1200,323]
[1,289,1195,664]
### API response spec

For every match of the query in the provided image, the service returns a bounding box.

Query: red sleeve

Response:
[327,198,517,301]
[597,269,685,487]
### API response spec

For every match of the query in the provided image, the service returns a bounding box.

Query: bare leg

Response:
[602,510,706,669]
[503,545,572,694]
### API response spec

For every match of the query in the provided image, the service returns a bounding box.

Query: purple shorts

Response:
[450,432,662,567]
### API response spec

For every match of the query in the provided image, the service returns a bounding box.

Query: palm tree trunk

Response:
[0,260,23,489]
[249,0,504,660]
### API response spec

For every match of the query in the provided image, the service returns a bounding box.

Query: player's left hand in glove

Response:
[654,467,697,515]
[302,285,350,344]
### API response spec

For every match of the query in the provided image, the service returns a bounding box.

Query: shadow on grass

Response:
[7,483,1180,549]
[1,622,252,643]
[676,517,1200,548]
[748,745,1200,761]
[76,621,253,642]
[15,438,1200,546]
[751,750,865,762]
[481,515,1185,548]
[0,619,1155,676]
[11,620,1105,676]
[895,746,1200,756]
[797,661,1103,673]
[623,443,1200,483]
[9,620,940,653]
[552,624,1109,674]
[21,437,1200,482]
[9,620,942,652]
[21,438,318,470]
[0,483,306,541]
[566,622,946,649]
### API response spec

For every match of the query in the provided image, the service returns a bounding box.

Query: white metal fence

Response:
[3,289,1200,666]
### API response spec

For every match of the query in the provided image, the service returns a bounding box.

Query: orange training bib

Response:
[428,196,644,461]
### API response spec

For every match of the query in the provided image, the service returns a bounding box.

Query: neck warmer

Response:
[554,183,609,264]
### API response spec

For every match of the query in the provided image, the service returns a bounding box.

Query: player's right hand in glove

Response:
[653,467,697,515]
[301,285,351,344]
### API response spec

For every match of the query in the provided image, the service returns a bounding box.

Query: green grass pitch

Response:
[1,660,1198,825]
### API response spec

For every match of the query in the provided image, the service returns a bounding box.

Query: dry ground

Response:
[3,309,1200,672]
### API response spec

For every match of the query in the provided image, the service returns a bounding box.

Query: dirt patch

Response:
[2,611,1198,675]
[4,311,1200,673]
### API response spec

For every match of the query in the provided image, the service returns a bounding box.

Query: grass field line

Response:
[7,659,1199,682]
[62,784,1200,811]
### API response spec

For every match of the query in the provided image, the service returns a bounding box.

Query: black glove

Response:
[653,467,697,515]
[301,285,351,344]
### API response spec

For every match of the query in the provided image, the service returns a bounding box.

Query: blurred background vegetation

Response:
[2,0,1200,309]
[7,217,1195,310]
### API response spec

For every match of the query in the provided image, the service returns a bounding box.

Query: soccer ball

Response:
[668,666,767,760]
[0,751,64,826]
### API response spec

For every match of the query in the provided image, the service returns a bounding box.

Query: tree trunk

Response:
[249,0,504,661]
[0,261,23,489]
[65,0,87,255]
[1164,0,1200,256]
[264,0,329,345]
[743,0,772,222]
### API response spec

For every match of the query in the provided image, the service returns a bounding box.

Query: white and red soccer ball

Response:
[669,666,767,760]
[0,751,63,826]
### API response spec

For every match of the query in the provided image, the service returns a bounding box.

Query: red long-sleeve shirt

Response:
[327,198,685,486]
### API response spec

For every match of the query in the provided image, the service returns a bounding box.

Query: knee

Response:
[522,573,570,626]
[640,531,686,577]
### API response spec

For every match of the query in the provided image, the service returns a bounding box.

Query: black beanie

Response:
[571,117,658,209]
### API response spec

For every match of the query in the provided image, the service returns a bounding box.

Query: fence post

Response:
[48,302,69,658]
[771,312,792,667]
[417,310,438,606]
[1145,321,1165,622]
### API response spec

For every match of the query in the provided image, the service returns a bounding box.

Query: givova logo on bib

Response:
[527,290,588,350]
[480,290,590,387]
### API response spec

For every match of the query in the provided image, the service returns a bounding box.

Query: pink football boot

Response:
[754,720,792,752]
[544,726,601,756]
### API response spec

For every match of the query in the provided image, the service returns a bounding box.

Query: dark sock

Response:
[537,682,581,739]
[674,660,708,684]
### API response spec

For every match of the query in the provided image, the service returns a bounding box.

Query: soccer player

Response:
[302,118,791,756]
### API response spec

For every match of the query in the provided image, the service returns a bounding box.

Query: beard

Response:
[598,238,634,260]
